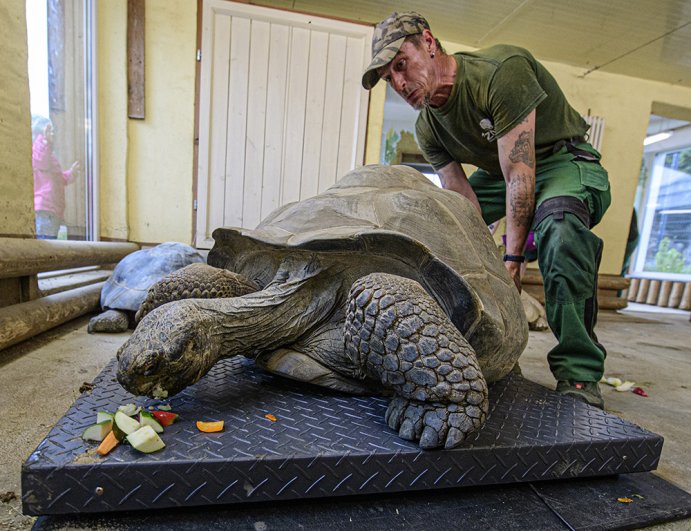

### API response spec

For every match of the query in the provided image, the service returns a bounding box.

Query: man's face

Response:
[378,39,434,111]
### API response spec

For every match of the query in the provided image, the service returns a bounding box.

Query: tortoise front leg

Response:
[345,273,489,449]
[135,263,258,323]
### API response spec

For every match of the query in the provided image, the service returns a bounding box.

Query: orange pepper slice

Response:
[196,420,224,433]
[96,430,120,456]
[265,414,277,422]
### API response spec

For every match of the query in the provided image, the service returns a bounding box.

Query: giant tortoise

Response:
[116,165,528,449]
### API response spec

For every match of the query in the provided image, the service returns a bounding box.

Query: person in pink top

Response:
[32,115,79,239]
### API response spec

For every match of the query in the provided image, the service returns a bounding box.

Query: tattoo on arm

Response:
[508,173,535,228]
[509,130,535,168]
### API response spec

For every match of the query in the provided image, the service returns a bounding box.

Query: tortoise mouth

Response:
[116,354,181,398]
[116,339,197,398]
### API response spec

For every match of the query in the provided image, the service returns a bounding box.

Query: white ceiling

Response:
[253,0,691,89]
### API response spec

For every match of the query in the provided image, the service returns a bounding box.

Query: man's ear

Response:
[421,29,436,54]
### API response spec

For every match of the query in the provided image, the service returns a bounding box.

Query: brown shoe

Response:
[556,380,604,409]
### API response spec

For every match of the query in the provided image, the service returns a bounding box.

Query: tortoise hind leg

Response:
[135,263,259,323]
[345,273,489,449]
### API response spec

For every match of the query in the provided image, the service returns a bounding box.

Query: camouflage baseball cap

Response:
[361,12,430,90]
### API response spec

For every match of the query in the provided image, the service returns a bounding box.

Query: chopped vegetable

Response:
[156,404,172,411]
[614,381,635,392]
[112,410,141,441]
[617,497,633,503]
[632,387,649,397]
[139,411,164,433]
[151,410,179,427]
[96,411,114,424]
[264,414,277,422]
[127,425,166,453]
[603,377,623,387]
[117,403,141,417]
[82,420,113,442]
[151,384,168,399]
[96,430,120,456]
[196,420,224,433]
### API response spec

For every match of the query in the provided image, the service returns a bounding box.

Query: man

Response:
[362,12,611,408]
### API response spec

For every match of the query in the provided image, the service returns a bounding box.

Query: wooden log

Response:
[628,278,640,301]
[0,282,103,352]
[523,285,545,304]
[657,281,673,307]
[680,283,691,311]
[521,269,629,290]
[635,279,650,303]
[669,282,685,308]
[522,268,543,285]
[599,295,629,310]
[646,280,661,305]
[596,275,630,290]
[521,284,627,310]
[0,238,138,279]
[39,268,113,296]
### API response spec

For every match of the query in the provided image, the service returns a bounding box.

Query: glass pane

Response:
[381,86,440,186]
[27,0,93,241]
[637,148,691,278]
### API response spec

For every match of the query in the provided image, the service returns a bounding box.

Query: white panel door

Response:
[196,0,373,248]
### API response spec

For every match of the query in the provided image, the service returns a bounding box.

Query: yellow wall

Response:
[127,0,197,243]
[98,0,197,244]
[366,39,691,275]
[0,1,35,238]
[98,0,128,241]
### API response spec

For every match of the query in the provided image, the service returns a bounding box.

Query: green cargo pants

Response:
[469,143,611,383]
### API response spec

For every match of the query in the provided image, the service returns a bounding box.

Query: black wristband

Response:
[503,254,525,263]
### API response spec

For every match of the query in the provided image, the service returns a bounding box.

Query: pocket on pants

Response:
[574,160,609,191]
[573,161,611,225]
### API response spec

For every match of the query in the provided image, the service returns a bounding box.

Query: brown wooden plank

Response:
[522,269,630,290]
[128,0,145,119]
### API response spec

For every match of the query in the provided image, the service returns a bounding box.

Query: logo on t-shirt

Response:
[479,118,496,142]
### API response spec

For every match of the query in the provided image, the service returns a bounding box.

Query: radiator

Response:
[582,115,605,151]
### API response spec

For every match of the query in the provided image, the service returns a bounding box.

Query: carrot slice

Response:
[96,430,120,456]
[196,420,224,433]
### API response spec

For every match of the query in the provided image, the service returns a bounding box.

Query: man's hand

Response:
[504,260,522,293]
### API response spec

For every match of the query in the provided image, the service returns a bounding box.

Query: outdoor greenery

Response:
[650,237,691,274]
[664,148,691,173]
[383,129,400,165]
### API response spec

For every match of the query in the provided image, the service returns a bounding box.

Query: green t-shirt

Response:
[416,45,589,176]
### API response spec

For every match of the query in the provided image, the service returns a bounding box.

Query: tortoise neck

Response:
[196,257,340,359]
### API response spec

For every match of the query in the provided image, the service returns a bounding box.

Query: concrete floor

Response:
[0,306,689,530]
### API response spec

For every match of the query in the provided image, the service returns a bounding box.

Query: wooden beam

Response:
[0,238,138,279]
[128,0,145,119]
[0,282,103,353]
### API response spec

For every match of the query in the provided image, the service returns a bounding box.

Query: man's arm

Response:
[497,109,537,292]
[436,161,482,214]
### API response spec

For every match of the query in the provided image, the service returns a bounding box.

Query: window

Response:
[634,126,691,280]
[381,85,440,187]
[26,0,97,240]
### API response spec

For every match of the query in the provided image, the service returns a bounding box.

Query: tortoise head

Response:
[116,300,221,398]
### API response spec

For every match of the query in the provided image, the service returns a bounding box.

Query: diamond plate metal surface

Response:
[22,358,663,515]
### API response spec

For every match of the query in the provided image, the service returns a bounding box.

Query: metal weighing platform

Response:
[22,357,663,516]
